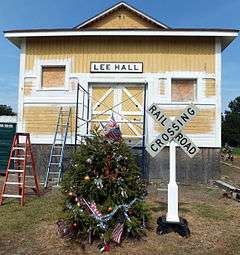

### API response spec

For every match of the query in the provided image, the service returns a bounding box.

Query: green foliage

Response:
[0,104,16,116]
[222,96,240,146]
[61,132,150,242]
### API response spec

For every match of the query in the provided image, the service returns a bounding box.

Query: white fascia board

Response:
[4,30,238,38]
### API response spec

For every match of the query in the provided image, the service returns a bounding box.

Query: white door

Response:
[89,83,145,144]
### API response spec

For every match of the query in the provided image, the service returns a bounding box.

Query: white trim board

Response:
[5,30,238,38]
[5,30,238,50]
[17,38,26,132]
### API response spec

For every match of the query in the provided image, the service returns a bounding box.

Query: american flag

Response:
[100,114,122,141]
[108,113,118,128]
[105,126,122,141]
[89,202,102,218]
[112,221,124,244]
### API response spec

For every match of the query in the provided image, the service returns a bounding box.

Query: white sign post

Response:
[147,103,200,234]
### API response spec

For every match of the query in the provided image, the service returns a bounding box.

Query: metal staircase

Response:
[44,107,71,188]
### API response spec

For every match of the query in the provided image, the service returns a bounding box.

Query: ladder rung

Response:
[53,146,62,148]
[25,185,36,188]
[11,157,25,160]
[13,147,25,151]
[50,163,60,165]
[52,155,61,157]
[6,182,23,185]
[25,175,34,178]
[8,169,24,173]
[2,194,22,198]
[49,172,59,174]
[55,139,64,141]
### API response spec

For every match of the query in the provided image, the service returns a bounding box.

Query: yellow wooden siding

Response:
[23,82,32,96]
[85,7,159,29]
[204,78,216,97]
[25,37,215,74]
[159,78,166,95]
[23,106,75,135]
[154,108,216,134]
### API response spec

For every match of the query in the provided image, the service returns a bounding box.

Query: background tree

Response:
[0,104,16,116]
[222,96,240,146]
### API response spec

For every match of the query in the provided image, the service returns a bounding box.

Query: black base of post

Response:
[156,216,190,238]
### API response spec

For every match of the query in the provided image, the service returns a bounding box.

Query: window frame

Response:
[36,59,71,91]
[170,78,197,103]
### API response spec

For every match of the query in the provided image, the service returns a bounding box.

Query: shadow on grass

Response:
[150,202,190,213]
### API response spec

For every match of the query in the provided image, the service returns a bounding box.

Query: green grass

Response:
[233,147,240,155]
[191,203,230,221]
[0,190,65,235]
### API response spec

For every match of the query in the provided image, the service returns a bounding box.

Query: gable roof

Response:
[74,2,170,30]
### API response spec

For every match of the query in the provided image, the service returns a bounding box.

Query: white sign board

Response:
[90,62,143,73]
[146,103,200,223]
[146,103,200,158]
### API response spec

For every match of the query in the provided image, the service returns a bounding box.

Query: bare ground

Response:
[0,161,240,255]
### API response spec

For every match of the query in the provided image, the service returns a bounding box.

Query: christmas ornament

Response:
[98,243,110,253]
[73,223,78,228]
[116,155,123,162]
[120,188,128,198]
[107,207,113,212]
[94,178,103,189]
[77,202,81,207]
[84,175,90,181]
[86,157,93,164]
[68,192,74,197]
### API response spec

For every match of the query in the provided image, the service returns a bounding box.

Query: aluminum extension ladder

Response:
[0,133,40,206]
[44,107,71,188]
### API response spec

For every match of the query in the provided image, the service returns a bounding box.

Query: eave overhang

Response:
[4,29,239,51]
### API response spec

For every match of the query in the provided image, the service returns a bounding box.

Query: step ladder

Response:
[0,133,40,206]
[44,107,71,188]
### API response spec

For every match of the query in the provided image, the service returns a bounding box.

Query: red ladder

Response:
[0,133,40,206]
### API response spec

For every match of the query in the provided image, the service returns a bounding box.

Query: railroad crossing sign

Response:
[146,103,200,158]
[146,103,200,225]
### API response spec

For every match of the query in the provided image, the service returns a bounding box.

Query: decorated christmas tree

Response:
[60,116,150,248]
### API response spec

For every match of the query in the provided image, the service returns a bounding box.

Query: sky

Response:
[0,0,239,112]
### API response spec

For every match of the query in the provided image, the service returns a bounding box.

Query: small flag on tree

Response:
[112,221,124,244]
[101,114,122,141]
[89,202,102,218]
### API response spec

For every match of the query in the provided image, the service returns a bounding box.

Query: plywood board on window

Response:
[204,78,216,97]
[25,37,215,74]
[171,79,195,102]
[42,66,65,88]
[154,108,216,134]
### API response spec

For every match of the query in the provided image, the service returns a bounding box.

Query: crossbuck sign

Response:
[146,103,200,223]
[146,103,200,158]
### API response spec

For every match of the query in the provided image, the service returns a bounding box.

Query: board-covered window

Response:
[41,66,66,88]
[171,79,196,102]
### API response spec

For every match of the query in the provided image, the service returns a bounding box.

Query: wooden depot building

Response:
[4,2,238,183]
